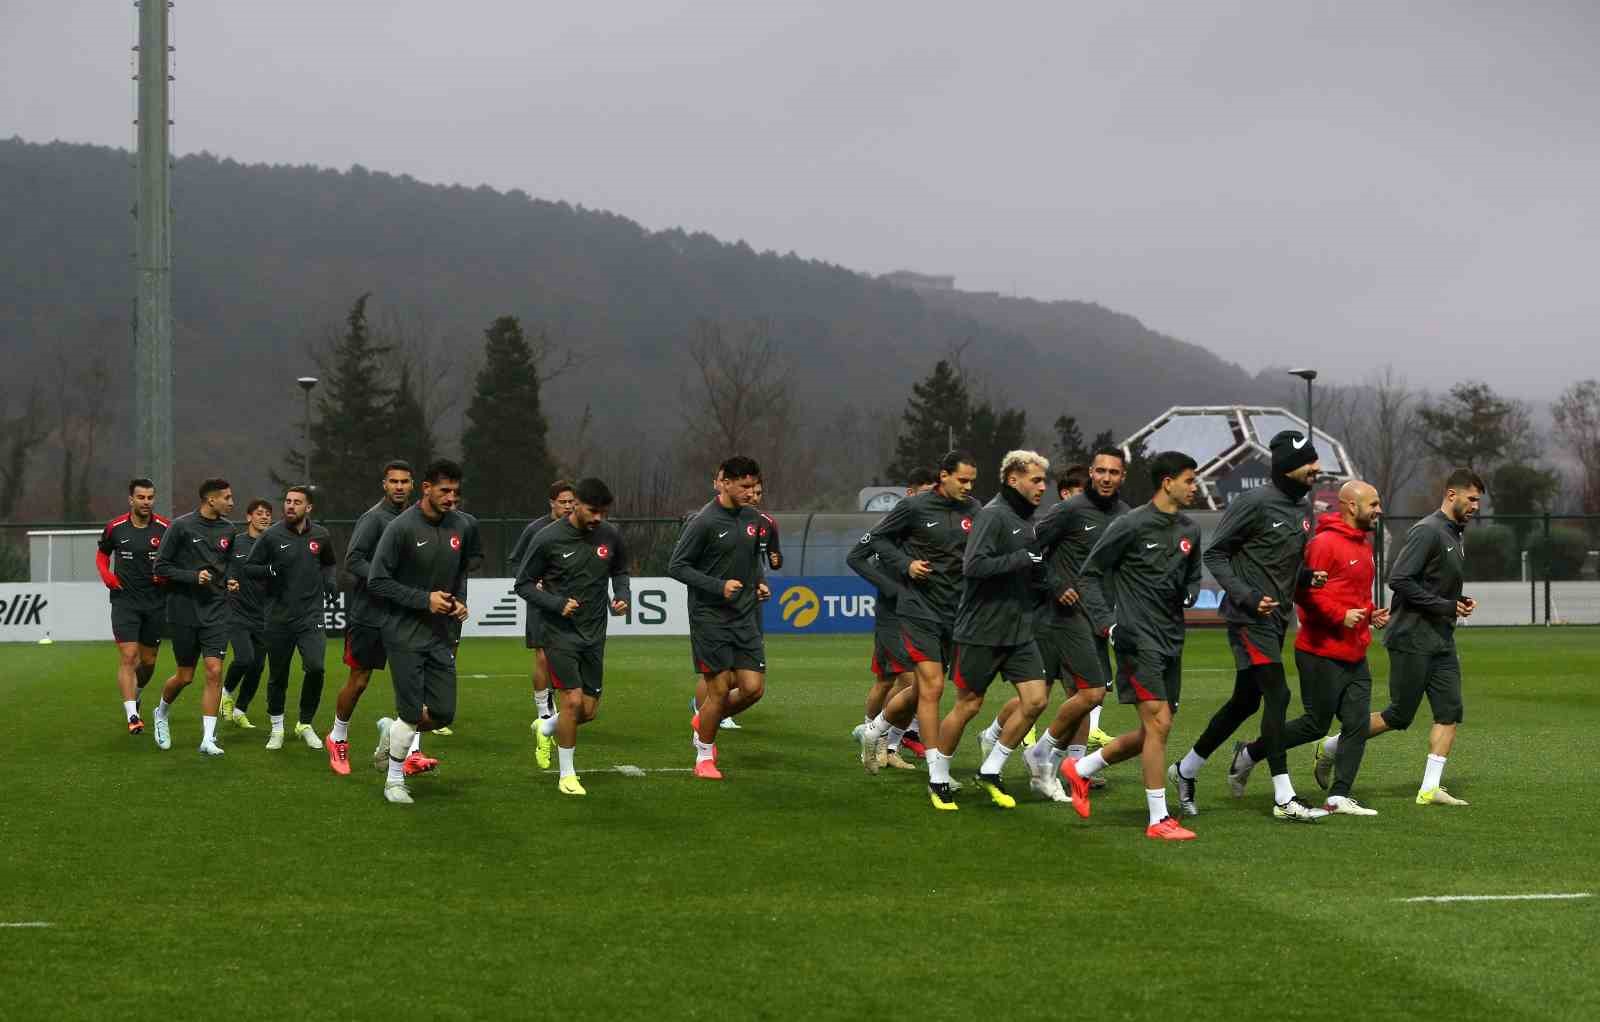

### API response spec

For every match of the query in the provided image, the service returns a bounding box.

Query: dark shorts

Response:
[543,645,605,697]
[111,602,164,648]
[691,629,766,675]
[1114,644,1182,706]
[1382,649,1463,728]
[1037,617,1112,690]
[1228,620,1287,670]
[343,623,388,671]
[388,641,458,726]
[950,641,1045,696]
[229,620,264,667]
[525,612,544,651]
[171,621,230,668]
[871,623,912,679]
[900,618,954,671]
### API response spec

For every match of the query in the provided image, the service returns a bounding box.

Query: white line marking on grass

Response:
[0,922,52,928]
[539,765,696,775]
[1398,893,1592,904]
[464,673,530,679]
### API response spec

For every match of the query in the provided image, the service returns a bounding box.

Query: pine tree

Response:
[461,315,553,515]
[887,360,969,482]
[388,361,434,476]
[1051,414,1088,470]
[967,402,1028,503]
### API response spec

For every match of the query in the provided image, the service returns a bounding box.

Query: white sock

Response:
[538,715,557,737]
[389,719,417,762]
[693,736,715,763]
[558,745,575,778]
[1178,749,1206,778]
[1027,730,1059,768]
[865,712,890,738]
[409,731,422,755]
[926,749,952,784]
[269,714,285,732]
[980,741,1014,776]
[123,700,138,719]
[535,689,552,717]
[155,698,172,720]
[330,717,350,742]
[1421,753,1446,791]
[1322,734,1340,756]
[1271,773,1295,804]
[981,718,1003,744]
[1146,788,1170,826]
[202,715,217,743]
[386,755,405,785]
[885,725,906,751]
[1076,750,1108,778]
[1088,705,1103,733]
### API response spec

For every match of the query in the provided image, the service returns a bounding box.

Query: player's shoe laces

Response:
[558,775,586,797]
[1273,797,1326,822]
[1324,796,1377,816]
[198,739,225,757]
[719,717,741,731]
[1086,727,1115,751]
[1146,816,1197,841]
[1416,787,1469,806]
[326,736,351,775]
[901,736,928,758]
[1226,741,1254,797]
[219,691,235,719]
[373,717,392,771]
[153,714,172,750]
[860,727,883,775]
[693,759,723,780]
[1312,739,1334,790]
[1087,772,1108,790]
[975,773,1016,809]
[265,729,284,751]
[127,715,144,736]
[927,782,958,811]
[383,782,413,805]
[1059,758,1091,818]
[1168,762,1199,817]
[535,727,554,770]
[295,723,324,750]
[880,749,917,771]
[402,751,438,777]
[230,709,255,729]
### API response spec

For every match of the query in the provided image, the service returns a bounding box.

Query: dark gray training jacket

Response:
[1079,503,1203,658]
[668,499,765,635]
[514,518,631,651]
[344,498,407,629]
[1384,510,1467,655]
[952,489,1047,647]
[1203,481,1311,630]
[246,518,337,632]
[367,504,472,650]
[861,489,983,627]
[155,511,238,628]
[1033,492,1131,630]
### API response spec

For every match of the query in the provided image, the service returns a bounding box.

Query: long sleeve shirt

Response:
[154,511,238,627]
[1384,511,1467,655]
[952,491,1047,646]
[367,504,472,650]
[344,498,407,629]
[246,518,338,632]
[861,490,983,628]
[1202,482,1311,630]
[1078,503,1203,657]
[514,519,631,651]
[668,499,765,634]
[1033,493,1130,631]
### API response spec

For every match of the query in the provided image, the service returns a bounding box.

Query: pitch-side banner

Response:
[762,576,879,634]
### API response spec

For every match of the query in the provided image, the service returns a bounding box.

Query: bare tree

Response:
[0,387,51,519]
[1553,378,1600,513]
[1340,366,1426,508]
[54,343,113,519]
[375,303,468,447]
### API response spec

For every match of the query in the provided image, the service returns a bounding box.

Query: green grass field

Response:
[4,628,1597,1020]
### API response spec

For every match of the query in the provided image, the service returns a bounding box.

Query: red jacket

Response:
[1295,513,1378,663]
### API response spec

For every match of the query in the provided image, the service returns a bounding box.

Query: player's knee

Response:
[1380,707,1412,731]
[1018,689,1047,716]
[1083,685,1107,707]
[305,668,325,686]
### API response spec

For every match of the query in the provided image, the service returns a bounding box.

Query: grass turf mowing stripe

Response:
[1398,893,1594,904]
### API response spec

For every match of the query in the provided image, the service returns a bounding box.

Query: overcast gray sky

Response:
[6,1,1596,397]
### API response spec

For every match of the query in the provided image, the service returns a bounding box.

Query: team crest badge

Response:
[1179,537,1193,554]
[961,517,972,532]
[219,537,230,550]
[746,524,757,537]
[307,540,319,554]
[449,535,462,551]
[596,544,610,559]
[150,536,161,547]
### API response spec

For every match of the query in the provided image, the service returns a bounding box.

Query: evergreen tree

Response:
[967,402,1027,503]
[1416,381,1530,472]
[461,315,553,515]
[1051,414,1088,470]
[887,360,969,481]
[388,361,434,476]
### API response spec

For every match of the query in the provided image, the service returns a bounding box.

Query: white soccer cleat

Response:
[383,782,413,805]
[850,723,865,742]
[1324,796,1378,816]
[1273,797,1326,823]
[198,739,225,757]
[153,714,172,751]
[979,730,997,764]
[1022,749,1051,785]
[295,723,324,750]
[860,728,882,775]
[265,729,284,751]
[719,716,741,731]
[374,717,393,771]
[1029,775,1072,803]
[1226,741,1254,797]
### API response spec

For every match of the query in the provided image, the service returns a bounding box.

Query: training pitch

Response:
[4,629,1597,1020]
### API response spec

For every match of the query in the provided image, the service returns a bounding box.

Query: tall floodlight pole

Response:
[297,377,318,493]
[135,0,174,514]
[1288,368,1318,450]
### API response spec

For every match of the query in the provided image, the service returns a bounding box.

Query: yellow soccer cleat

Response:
[1417,786,1469,806]
[927,783,959,811]
[975,773,1017,809]
[558,775,586,797]
[535,728,553,770]
[1022,726,1038,749]
[1087,728,1115,751]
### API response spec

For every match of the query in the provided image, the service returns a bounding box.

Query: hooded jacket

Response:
[1295,512,1377,663]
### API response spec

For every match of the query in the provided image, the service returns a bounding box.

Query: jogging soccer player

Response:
[1010,449,1132,801]
[856,451,983,800]
[1313,469,1482,807]
[219,498,274,730]
[508,479,576,748]
[686,469,764,733]
[1169,430,1326,823]
[246,485,338,753]
[517,477,631,796]
[846,468,937,772]
[668,455,770,780]
[1059,451,1202,840]
[324,461,416,774]
[96,477,171,734]
[929,450,1054,811]
[752,481,782,571]
[366,458,472,805]
[151,478,237,755]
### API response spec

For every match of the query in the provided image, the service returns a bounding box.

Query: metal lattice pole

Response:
[134,0,174,514]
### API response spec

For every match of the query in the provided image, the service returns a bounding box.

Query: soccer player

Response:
[668,455,770,780]
[856,451,983,802]
[1059,451,1203,840]
[324,461,417,774]
[366,458,473,804]
[1011,448,1132,801]
[846,468,937,772]
[517,477,631,796]
[507,479,576,752]
[246,485,338,752]
[1169,430,1326,823]
[1313,469,1482,807]
[219,498,273,729]
[929,450,1054,811]
[151,477,237,755]
[753,480,782,571]
[96,477,171,734]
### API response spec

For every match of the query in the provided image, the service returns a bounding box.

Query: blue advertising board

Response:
[762,576,879,634]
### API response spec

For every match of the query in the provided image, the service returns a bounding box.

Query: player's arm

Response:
[96,523,121,589]
[608,530,632,609]
[1078,517,1134,636]
[367,522,430,611]
[154,520,199,585]
[864,499,916,578]
[318,530,339,597]
[764,514,782,570]
[1035,505,1077,597]
[462,518,485,575]
[514,539,567,614]
[344,514,380,587]
[1388,527,1454,617]
[1201,497,1261,610]
[962,510,1033,579]
[667,516,725,597]
[506,522,535,569]
[243,528,280,590]
[1296,534,1345,625]
[1183,527,1204,608]
[847,540,902,597]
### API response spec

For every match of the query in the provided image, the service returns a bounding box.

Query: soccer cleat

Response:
[1030,775,1072,803]
[1313,739,1335,790]
[558,775,587,797]
[383,782,413,805]
[432,727,453,736]
[1226,741,1254,797]
[265,729,284,751]
[373,717,392,771]
[720,716,741,731]
[219,691,235,719]
[1146,816,1197,841]
[860,728,882,775]
[296,723,324,750]
[198,739,225,757]
[535,727,553,770]
[230,709,256,730]
[979,730,997,764]
[1022,726,1038,749]
[326,736,351,775]
[402,751,438,777]
[1417,787,1469,807]
[693,759,723,780]
[1168,762,1199,817]
[1087,727,1115,751]
[153,714,172,750]
[880,749,917,771]
[901,736,928,758]
[927,782,958,811]
[1059,758,1091,818]
[850,723,865,743]
[127,715,145,736]
[975,773,1016,809]
[1273,797,1325,823]
[1324,796,1378,816]
[1022,748,1051,785]
[945,777,964,793]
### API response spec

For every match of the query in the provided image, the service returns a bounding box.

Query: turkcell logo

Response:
[764,577,877,634]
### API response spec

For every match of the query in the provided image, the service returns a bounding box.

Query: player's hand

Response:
[197,568,213,586]
[107,577,123,591]
[1310,570,1329,589]
[1104,623,1117,641]
[427,591,455,614]
[768,551,782,570]
[1342,607,1367,629]
[226,579,240,593]
[1372,608,1391,629]
[609,599,628,616]
[561,598,580,618]
[1455,599,1475,618]
[452,600,469,622]
[908,560,932,581]
[1256,595,1279,615]
[722,579,744,600]
[757,582,771,601]
[1057,587,1080,606]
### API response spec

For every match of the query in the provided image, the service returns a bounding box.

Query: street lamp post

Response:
[296,376,318,493]
[1287,368,1318,448]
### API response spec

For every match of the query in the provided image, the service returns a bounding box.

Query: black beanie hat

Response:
[1270,430,1318,476]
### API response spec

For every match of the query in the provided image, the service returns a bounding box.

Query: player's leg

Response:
[220,623,250,718]
[261,630,296,748]
[1415,652,1467,805]
[1239,650,1334,800]
[114,640,143,731]
[1175,625,1269,782]
[1323,659,1376,814]
[153,626,200,750]
[380,645,431,803]
[293,625,326,749]
[198,649,227,755]
[530,644,553,724]
[692,668,731,778]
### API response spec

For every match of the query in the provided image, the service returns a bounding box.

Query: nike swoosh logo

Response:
[279,543,291,549]
[924,521,939,528]
[1145,542,1159,549]
[119,539,130,545]
[562,551,575,558]
[1445,546,1454,553]
[190,538,203,543]
[1349,559,1359,565]
[1011,528,1022,535]
[717,531,729,538]
[1270,522,1286,528]
[1292,436,1308,450]
[415,540,428,547]
[1083,525,1097,531]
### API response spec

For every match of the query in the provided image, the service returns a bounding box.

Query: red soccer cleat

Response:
[901,736,927,758]
[693,759,723,780]
[1060,758,1092,818]
[326,736,351,775]
[1145,816,1197,841]
[127,715,144,735]
[402,751,439,776]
